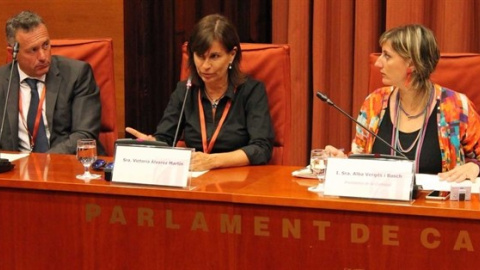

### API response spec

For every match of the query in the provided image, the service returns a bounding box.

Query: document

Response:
[0,153,29,161]
[191,170,208,178]
[415,173,480,193]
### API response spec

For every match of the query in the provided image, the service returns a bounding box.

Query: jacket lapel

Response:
[45,56,60,131]
[5,65,20,148]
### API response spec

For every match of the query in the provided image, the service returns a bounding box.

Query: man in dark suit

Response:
[0,10,105,154]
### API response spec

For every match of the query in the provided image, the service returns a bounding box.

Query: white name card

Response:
[112,144,193,188]
[324,158,415,201]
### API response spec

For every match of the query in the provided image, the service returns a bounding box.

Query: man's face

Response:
[14,23,51,77]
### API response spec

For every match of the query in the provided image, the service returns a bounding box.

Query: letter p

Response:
[85,203,101,222]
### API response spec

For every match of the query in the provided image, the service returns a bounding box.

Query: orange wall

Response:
[0,0,125,138]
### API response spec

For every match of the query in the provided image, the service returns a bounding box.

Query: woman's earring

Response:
[405,67,412,87]
[228,63,232,70]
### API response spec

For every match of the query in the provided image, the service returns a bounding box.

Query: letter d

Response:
[351,223,369,243]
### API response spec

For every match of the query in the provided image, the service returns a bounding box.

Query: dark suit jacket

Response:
[0,55,105,155]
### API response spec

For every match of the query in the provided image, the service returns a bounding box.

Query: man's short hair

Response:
[6,10,44,46]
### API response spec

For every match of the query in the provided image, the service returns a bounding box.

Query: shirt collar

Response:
[17,66,46,83]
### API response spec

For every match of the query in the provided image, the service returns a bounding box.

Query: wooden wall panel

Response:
[0,0,125,138]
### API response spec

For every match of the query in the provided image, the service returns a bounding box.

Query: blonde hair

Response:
[379,24,440,91]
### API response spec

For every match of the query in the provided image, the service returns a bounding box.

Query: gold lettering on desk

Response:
[191,212,208,231]
[282,218,300,239]
[351,223,369,243]
[166,209,180,229]
[138,207,154,227]
[85,203,101,221]
[313,221,331,240]
[454,231,474,251]
[421,228,440,249]
[110,206,127,225]
[254,216,270,236]
[382,225,399,246]
[83,203,479,253]
[220,214,241,234]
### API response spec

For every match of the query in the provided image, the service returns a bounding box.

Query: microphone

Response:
[12,42,19,61]
[172,77,192,148]
[316,91,421,198]
[316,91,408,159]
[0,43,19,173]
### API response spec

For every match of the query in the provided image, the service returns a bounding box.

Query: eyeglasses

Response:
[92,159,114,171]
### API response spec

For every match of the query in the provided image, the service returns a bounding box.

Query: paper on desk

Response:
[415,173,480,194]
[0,153,29,161]
[190,170,208,178]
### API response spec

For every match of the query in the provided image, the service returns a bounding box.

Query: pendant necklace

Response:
[205,91,225,109]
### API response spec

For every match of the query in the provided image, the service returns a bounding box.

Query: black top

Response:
[154,77,275,165]
[372,99,442,174]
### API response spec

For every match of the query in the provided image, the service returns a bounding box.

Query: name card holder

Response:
[324,158,415,201]
[112,140,194,189]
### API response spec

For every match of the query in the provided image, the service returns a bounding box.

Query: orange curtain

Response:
[273,0,480,165]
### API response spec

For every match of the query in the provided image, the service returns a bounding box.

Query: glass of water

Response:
[308,149,329,192]
[76,139,101,180]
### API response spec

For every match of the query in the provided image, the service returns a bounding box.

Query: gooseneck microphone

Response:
[172,77,192,148]
[316,91,408,159]
[0,42,19,173]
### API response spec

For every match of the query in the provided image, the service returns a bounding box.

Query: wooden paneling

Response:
[1,153,480,269]
[0,1,125,138]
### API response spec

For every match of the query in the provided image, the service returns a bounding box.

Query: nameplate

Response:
[324,158,414,201]
[112,144,193,188]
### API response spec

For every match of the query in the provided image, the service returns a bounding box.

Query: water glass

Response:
[309,149,329,192]
[76,139,101,180]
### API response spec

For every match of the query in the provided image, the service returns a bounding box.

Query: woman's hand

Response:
[125,127,156,141]
[189,150,249,171]
[190,152,217,171]
[438,162,479,183]
[325,145,347,158]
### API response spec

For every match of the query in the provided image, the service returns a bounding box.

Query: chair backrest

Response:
[7,39,118,156]
[180,43,292,165]
[369,53,480,106]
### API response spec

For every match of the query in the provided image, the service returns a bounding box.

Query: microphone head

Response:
[12,42,19,61]
[186,77,192,89]
[316,91,334,105]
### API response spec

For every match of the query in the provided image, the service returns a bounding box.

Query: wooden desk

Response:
[0,153,479,269]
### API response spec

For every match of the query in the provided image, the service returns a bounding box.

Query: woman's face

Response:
[374,40,411,88]
[193,40,236,86]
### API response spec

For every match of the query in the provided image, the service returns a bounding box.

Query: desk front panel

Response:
[1,186,479,269]
[1,154,480,269]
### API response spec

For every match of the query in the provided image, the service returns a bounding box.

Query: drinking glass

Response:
[308,149,329,192]
[76,139,101,180]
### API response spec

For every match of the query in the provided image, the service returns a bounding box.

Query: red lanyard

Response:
[19,84,47,150]
[197,90,231,153]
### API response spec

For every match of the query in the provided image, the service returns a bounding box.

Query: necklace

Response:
[396,129,422,153]
[398,102,427,119]
[205,90,225,109]
[390,85,435,172]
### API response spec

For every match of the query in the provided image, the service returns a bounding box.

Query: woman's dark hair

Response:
[187,14,245,87]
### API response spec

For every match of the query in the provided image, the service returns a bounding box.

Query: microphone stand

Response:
[0,43,19,173]
[316,91,421,199]
[172,77,192,148]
